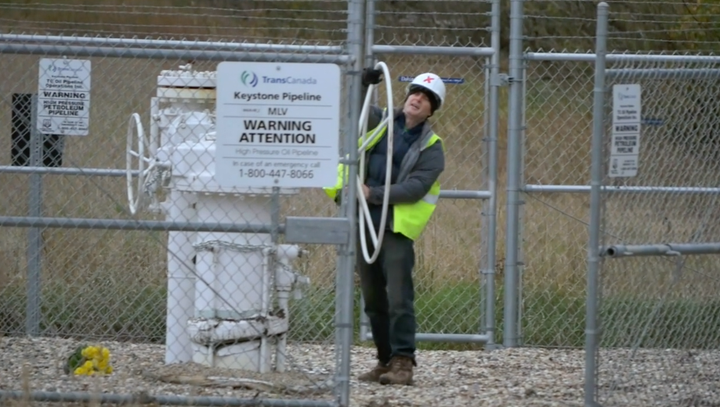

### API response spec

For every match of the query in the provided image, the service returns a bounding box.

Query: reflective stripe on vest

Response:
[422,191,440,205]
[323,120,443,241]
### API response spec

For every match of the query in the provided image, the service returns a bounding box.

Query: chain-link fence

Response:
[584,6,720,404]
[506,0,720,353]
[521,0,720,53]
[501,0,720,404]
[0,1,364,406]
[9,0,720,405]
[0,1,350,43]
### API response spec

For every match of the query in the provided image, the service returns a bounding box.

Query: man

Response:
[324,67,446,385]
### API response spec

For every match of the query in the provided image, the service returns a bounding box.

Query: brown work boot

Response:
[357,361,391,383]
[378,356,414,385]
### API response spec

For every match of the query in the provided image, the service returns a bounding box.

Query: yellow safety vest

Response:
[323,120,443,241]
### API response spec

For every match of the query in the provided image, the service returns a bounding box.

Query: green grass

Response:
[4,281,720,351]
[0,280,166,343]
[288,283,490,350]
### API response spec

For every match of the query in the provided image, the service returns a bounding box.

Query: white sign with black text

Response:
[214,62,341,188]
[37,58,92,136]
[609,84,642,178]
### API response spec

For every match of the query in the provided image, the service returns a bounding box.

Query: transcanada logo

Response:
[240,70,318,87]
[241,71,259,87]
[261,75,318,85]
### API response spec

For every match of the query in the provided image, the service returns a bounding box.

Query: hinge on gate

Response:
[491,73,511,87]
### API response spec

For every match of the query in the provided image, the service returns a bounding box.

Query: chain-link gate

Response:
[506,51,599,348]
[495,0,720,403]
[502,19,600,350]
[363,0,500,349]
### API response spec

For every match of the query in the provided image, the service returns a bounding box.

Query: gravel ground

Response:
[1,336,719,406]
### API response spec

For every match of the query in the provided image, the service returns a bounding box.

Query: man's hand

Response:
[362,67,383,86]
[344,184,370,199]
[362,184,370,200]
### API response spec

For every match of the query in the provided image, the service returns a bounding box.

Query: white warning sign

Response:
[214,61,341,188]
[609,84,641,178]
[37,58,92,136]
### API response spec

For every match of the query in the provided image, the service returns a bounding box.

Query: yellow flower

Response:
[72,345,113,376]
[74,360,95,376]
[81,346,98,360]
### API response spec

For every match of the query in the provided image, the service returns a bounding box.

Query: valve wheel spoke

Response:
[126,113,154,215]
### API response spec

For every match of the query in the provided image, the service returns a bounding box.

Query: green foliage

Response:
[672,0,720,50]
[63,345,87,375]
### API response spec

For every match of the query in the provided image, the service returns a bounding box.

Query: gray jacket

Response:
[362,105,445,206]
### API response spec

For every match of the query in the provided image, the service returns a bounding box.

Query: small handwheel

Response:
[126,113,156,215]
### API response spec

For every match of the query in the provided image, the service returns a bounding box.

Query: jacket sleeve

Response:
[367,142,445,205]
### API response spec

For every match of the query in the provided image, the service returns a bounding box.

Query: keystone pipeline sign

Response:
[214,62,341,189]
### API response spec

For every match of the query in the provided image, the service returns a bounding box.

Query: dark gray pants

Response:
[357,227,417,366]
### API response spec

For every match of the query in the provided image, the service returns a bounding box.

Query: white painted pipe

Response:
[192,193,273,370]
[260,247,272,374]
[273,244,301,373]
[276,291,289,373]
[164,189,198,364]
[149,97,160,155]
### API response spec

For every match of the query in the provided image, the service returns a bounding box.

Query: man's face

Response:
[403,90,433,122]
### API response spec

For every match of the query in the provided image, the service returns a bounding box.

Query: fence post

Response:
[26,94,43,337]
[358,0,375,345]
[586,2,609,406]
[482,0,502,348]
[503,0,525,348]
[336,0,365,405]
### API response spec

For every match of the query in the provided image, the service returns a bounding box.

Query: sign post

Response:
[25,57,91,336]
[214,62,341,189]
[609,84,642,178]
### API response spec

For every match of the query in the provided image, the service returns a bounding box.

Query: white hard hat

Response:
[407,73,446,112]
